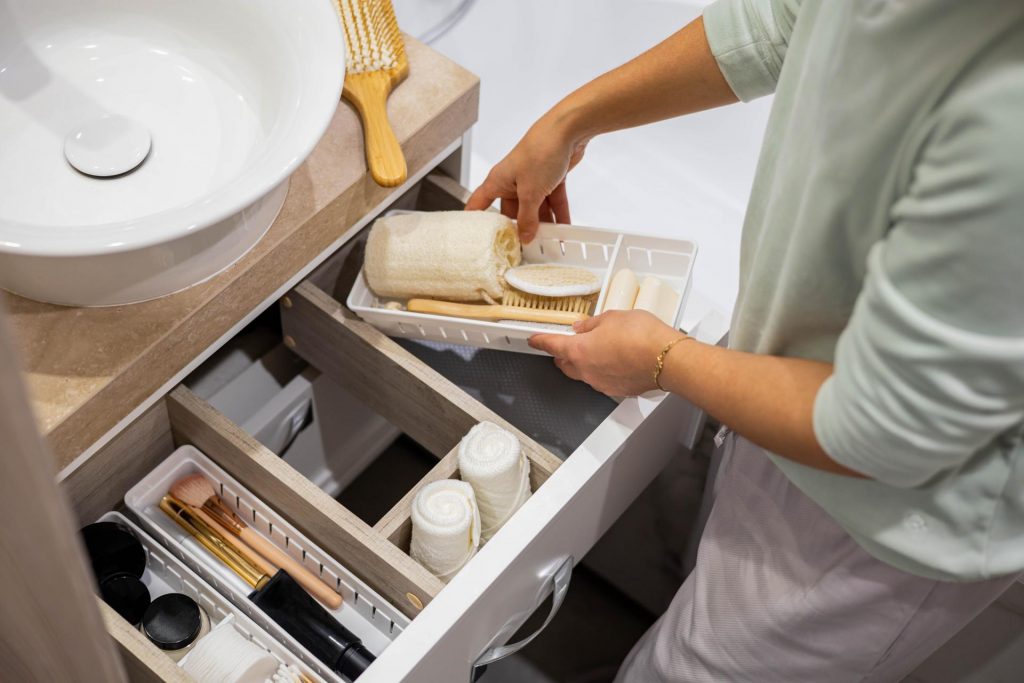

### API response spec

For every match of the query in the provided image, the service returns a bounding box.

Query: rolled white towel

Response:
[410,479,481,582]
[364,210,521,303]
[458,422,531,542]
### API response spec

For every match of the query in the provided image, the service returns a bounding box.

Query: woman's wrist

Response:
[545,94,600,149]
[652,332,690,391]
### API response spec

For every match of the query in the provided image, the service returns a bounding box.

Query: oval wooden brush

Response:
[337,0,409,187]
[170,474,343,610]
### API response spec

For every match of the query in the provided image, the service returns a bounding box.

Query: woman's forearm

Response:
[548,17,737,143]
[661,340,866,478]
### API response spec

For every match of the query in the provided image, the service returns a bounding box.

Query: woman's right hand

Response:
[465,112,589,244]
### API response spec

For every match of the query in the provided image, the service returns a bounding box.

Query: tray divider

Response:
[376,441,561,556]
[166,385,444,618]
[282,280,563,482]
[374,446,461,550]
[593,233,624,315]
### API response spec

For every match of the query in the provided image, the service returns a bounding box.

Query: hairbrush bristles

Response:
[502,288,595,315]
[337,0,405,74]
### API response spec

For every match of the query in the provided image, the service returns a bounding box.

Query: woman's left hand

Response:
[529,309,685,396]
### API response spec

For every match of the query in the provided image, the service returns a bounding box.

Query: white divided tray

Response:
[98,512,320,682]
[124,446,409,683]
[347,212,698,355]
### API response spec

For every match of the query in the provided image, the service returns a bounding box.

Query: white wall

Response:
[395,0,771,315]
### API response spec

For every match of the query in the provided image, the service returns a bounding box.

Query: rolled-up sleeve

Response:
[813,84,1024,488]
[702,0,803,101]
[814,246,1024,488]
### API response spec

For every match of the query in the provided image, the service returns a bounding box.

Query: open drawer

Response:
[57,174,715,682]
[274,174,714,681]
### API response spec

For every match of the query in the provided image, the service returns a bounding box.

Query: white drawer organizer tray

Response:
[98,512,318,680]
[347,212,698,355]
[125,445,409,683]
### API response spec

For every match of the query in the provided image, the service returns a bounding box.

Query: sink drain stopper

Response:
[64,114,151,177]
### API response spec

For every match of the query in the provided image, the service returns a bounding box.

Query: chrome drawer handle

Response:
[472,555,574,674]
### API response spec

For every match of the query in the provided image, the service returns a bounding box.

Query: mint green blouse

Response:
[703,0,1024,580]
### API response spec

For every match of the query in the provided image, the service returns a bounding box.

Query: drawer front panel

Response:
[360,393,702,681]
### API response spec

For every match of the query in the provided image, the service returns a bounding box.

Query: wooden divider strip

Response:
[166,385,444,618]
[281,281,563,485]
[374,447,461,550]
[375,445,562,554]
[60,401,175,526]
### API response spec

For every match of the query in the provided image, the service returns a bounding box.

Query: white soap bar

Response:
[633,276,681,326]
[602,268,640,312]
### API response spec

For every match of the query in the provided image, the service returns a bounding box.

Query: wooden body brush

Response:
[337,0,409,187]
[171,474,344,610]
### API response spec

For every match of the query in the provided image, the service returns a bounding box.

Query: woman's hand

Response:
[465,112,589,244]
[529,310,685,396]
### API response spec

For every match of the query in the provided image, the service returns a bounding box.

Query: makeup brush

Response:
[190,504,278,577]
[171,474,343,610]
[160,496,272,591]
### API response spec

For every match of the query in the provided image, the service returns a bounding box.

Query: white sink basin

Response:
[0,0,345,306]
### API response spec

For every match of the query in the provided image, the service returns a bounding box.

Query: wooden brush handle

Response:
[407,299,588,325]
[237,526,343,610]
[345,73,407,187]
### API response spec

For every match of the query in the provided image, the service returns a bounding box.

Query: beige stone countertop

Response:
[5,38,479,468]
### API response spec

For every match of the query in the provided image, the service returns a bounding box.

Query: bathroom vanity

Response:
[3,38,711,682]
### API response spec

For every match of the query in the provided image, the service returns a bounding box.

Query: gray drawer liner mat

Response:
[397,339,618,460]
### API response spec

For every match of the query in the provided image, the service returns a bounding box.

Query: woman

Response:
[466,1,1024,680]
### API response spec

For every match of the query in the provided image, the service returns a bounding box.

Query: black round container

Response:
[99,572,151,626]
[141,593,208,661]
[80,521,147,583]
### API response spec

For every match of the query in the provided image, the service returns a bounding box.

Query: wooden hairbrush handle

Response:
[407,299,588,325]
[344,73,407,188]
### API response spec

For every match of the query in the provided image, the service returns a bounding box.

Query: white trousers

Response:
[615,434,1017,682]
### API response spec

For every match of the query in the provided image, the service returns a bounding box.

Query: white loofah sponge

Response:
[364,211,521,302]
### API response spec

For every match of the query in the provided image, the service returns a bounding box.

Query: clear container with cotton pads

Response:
[180,615,279,683]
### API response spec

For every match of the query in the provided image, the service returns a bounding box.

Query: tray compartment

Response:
[346,216,622,355]
[124,442,409,683]
[98,512,323,681]
[164,386,441,619]
[281,282,563,480]
[373,434,560,568]
[605,232,697,330]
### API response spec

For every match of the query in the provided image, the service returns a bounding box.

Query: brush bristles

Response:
[337,0,405,74]
[502,288,595,315]
[170,473,217,508]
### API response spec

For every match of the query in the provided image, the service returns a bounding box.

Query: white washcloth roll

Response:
[410,479,481,582]
[364,210,521,303]
[458,421,531,542]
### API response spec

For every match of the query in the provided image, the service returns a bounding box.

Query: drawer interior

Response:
[58,173,601,680]
[395,338,617,459]
[63,378,563,680]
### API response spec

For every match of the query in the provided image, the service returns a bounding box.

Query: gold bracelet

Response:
[653,335,688,392]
